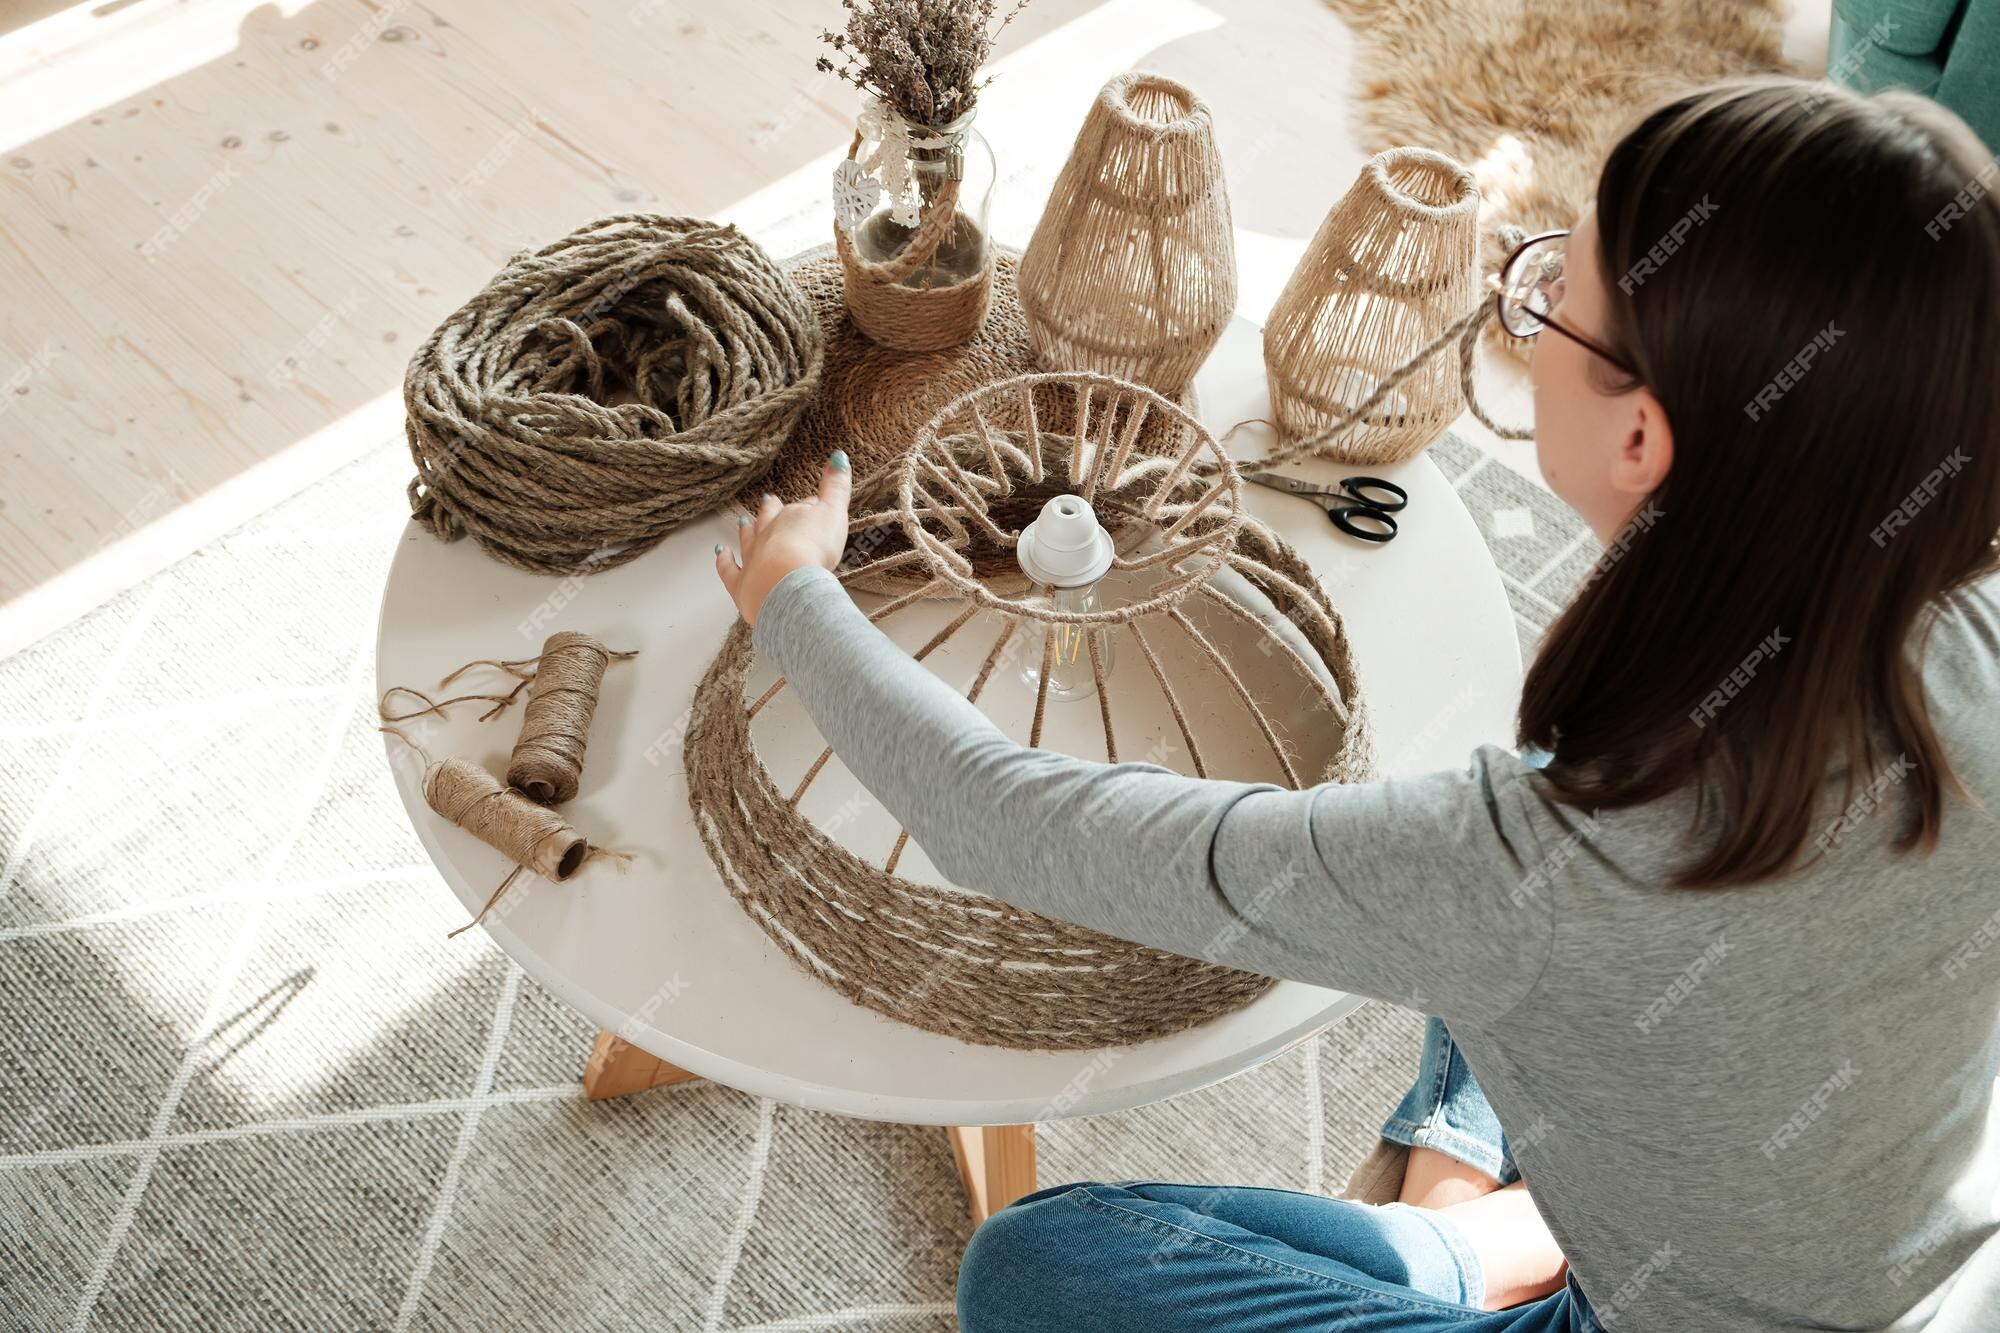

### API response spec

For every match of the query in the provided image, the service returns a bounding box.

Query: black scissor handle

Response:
[1329,505,1398,543]
[1339,476,1408,512]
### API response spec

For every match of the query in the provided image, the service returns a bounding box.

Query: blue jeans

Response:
[957,1019,1598,1331]
[1382,1017,1519,1185]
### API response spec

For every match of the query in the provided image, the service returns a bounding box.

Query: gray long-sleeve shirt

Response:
[751,563,2000,1331]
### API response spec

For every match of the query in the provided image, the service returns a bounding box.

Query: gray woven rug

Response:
[0,432,1587,1331]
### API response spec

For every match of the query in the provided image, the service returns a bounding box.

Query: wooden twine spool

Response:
[834,131,994,353]
[1017,72,1237,399]
[1263,147,1481,465]
[506,632,616,804]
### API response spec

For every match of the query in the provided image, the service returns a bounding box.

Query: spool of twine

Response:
[506,632,615,804]
[423,757,589,883]
[834,131,994,353]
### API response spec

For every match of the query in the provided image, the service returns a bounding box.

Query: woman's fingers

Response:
[737,493,781,561]
[713,541,741,595]
[820,450,851,509]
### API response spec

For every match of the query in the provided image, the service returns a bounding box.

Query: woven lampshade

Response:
[1016,71,1237,399]
[1263,147,1480,466]
[685,370,1373,1050]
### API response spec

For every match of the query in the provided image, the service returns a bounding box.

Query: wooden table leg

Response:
[582,1030,701,1101]
[580,1036,1035,1223]
[947,1123,1037,1225]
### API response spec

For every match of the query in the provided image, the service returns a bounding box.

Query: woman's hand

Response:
[714,450,852,627]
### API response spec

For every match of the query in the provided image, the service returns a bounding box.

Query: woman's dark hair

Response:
[1518,77,2000,887]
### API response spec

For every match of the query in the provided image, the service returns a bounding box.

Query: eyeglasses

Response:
[1495,230,1640,378]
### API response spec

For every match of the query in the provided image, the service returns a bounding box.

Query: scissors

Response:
[1244,470,1409,543]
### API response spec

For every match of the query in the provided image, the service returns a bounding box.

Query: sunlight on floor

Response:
[0,0,320,153]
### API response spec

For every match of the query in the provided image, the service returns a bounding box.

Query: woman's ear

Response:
[1610,388,1674,496]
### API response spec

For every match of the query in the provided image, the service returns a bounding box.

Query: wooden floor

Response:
[0,0,1826,658]
[0,0,1103,655]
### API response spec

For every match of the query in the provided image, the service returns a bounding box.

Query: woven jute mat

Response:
[767,242,1199,506]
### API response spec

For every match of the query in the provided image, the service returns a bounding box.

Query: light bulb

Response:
[1018,582,1116,702]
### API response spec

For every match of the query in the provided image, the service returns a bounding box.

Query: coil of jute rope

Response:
[404,214,825,575]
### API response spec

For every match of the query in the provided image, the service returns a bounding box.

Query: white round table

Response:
[374,314,1520,1144]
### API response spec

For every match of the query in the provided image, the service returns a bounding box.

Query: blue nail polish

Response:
[830,449,849,472]
[737,514,751,526]
[713,542,723,554]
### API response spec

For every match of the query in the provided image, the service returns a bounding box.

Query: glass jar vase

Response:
[834,99,997,351]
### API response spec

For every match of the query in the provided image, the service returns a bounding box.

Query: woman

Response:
[714,79,2000,1330]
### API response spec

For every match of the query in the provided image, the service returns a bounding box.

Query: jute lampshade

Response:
[1016,71,1237,399]
[1263,147,1480,466]
[685,371,1374,1049]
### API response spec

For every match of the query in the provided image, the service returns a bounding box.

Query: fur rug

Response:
[1324,0,1794,353]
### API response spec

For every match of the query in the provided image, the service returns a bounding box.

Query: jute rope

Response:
[404,214,824,574]
[685,370,1374,1049]
[1232,300,1532,468]
[835,130,994,352]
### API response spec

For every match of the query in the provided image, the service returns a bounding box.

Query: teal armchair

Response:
[1829,0,1999,150]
